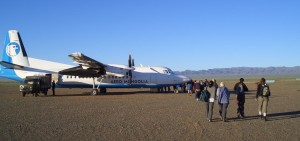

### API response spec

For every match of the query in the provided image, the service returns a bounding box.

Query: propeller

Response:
[128,54,135,67]
[128,54,133,84]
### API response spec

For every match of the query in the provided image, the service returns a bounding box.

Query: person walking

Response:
[217,82,230,122]
[212,79,218,89]
[256,78,271,121]
[51,80,56,96]
[194,80,201,101]
[187,80,193,95]
[173,85,178,93]
[233,78,248,118]
[207,80,217,122]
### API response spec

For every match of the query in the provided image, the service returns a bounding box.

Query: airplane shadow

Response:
[51,93,91,97]
[53,91,153,97]
[228,111,300,122]
[103,91,152,95]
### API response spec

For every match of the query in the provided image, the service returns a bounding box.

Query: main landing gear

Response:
[91,89,98,96]
[91,88,107,95]
[91,77,106,95]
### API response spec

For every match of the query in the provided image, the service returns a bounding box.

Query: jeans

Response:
[219,103,229,120]
[195,91,201,99]
[208,102,214,120]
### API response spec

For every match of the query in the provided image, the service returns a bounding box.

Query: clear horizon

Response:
[1,0,299,71]
[183,66,300,71]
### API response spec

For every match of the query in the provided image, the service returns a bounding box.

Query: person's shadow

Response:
[267,111,300,121]
[230,111,300,122]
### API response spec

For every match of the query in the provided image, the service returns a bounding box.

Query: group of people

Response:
[190,78,271,122]
[52,78,271,122]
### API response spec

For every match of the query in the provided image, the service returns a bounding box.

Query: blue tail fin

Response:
[1,30,29,68]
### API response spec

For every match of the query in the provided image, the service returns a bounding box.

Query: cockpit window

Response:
[163,69,174,74]
[168,69,174,74]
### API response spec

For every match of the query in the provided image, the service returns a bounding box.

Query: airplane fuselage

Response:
[0,57,190,89]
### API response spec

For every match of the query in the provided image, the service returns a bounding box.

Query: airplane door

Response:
[51,73,60,83]
[150,74,157,84]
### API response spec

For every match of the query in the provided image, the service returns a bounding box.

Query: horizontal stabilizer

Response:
[0,61,24,69]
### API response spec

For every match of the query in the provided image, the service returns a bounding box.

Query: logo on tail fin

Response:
[6,42,20,57]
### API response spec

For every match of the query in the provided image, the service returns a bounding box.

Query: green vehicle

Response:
[20,75,51,97]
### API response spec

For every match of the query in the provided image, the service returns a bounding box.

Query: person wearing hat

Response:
[233,78,249,118]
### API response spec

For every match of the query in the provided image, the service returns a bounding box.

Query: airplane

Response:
[0,30,191,95]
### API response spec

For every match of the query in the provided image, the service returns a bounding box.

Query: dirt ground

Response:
[0,79,300,141]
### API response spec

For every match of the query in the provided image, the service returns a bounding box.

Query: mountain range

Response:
[175,66,300,78]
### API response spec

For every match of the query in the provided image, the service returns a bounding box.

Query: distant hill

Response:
[175,66,300,78]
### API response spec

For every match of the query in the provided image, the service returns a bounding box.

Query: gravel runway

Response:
[0,79,299,141]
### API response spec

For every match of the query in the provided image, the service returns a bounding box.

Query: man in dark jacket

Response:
[234,78,248,118]
[52,80,56,96]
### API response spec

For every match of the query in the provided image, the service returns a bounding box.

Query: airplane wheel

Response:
[21,92,26,97]
[91,89,98,96]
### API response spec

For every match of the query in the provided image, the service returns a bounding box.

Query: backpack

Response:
[262,84,271,97]
[236,83,244,94]
[195,83,201,89]
[200,90,210,102]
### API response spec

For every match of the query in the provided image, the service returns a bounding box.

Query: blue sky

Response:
[1,0,299,71]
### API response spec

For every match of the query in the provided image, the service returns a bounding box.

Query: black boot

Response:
[264,116,267,121]
[240,115,245,119]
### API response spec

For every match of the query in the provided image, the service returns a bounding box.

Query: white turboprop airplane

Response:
[0,30,191,95]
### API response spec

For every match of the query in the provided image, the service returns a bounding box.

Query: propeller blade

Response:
[128,54,133,84]
[132,58,135,67]
[128,54,132,68]
[128,70,132,84]
[129,70,132,77]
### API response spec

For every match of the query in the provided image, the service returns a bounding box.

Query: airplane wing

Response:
[68,52,106,69]
[59,52,106,77]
